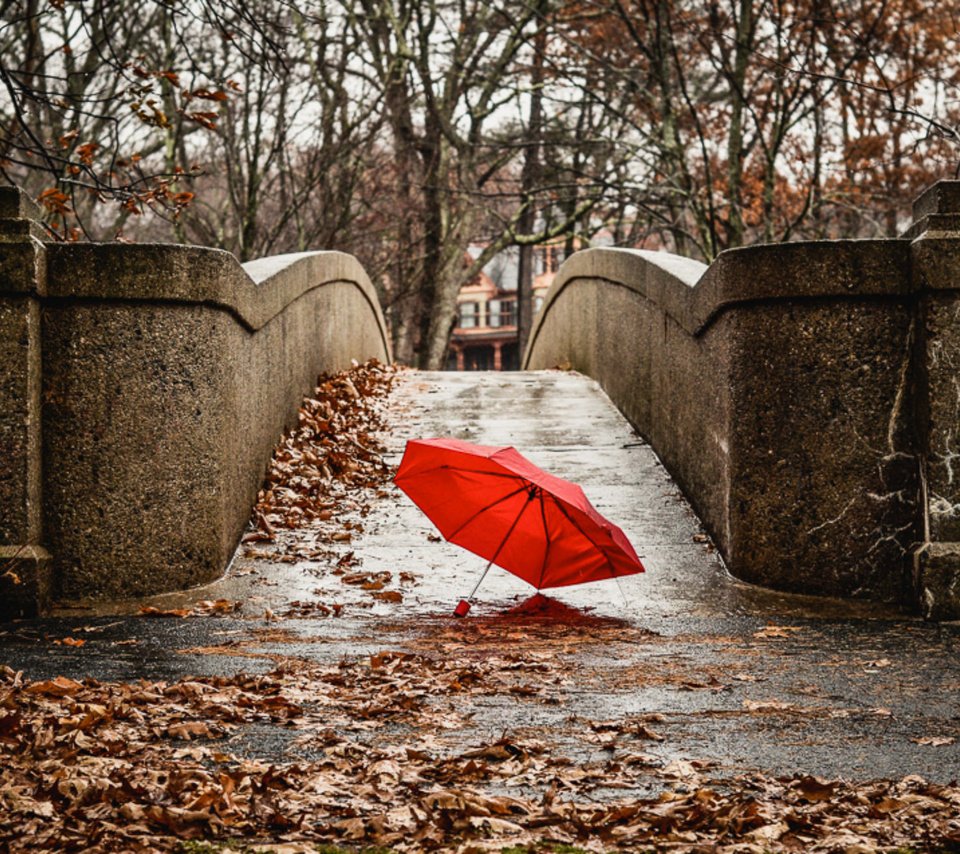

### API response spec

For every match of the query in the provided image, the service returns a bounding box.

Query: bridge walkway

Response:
[374,370,902,623]
[2,369,959,788]
[377,369,731,623]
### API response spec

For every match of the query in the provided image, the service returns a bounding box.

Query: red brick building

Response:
[446,245,560,371]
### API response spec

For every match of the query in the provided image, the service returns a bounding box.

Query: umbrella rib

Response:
[445,483,531,542]
[536,491,551,591]
[549,497,621,583]
[467,494,535,600]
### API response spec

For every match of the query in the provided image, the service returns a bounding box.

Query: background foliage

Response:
[2,0,958,365]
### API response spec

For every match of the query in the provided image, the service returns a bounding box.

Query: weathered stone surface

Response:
[914,181,960,219]
[920,294,960,544]
[0,185,391,608]
[39,262,389,601]
[44,244,382,332]
[0,296,42,548]
[41,303,233,598]
[0,189,48,616]
[524,237,930,607]
[0,186,42,221]
[0,545,51,619]
[726,299,919,601]
[914,543,960,621]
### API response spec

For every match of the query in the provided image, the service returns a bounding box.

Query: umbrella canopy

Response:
[394,437,644,591]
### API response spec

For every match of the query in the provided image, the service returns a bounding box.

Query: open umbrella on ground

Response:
[394,437,644,615]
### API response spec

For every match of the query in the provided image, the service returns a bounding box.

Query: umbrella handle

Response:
[467,560,494,600]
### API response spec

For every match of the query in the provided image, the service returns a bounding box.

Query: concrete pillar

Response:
[456,347,465,371]
[908,181,960,618]
[0,188,52,617]
[493,341,503,371]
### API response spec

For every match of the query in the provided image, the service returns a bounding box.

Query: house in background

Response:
[446,243,564,371]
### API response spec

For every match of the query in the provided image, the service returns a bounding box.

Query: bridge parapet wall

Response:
[525,182,960,618]
[0,186,391,616]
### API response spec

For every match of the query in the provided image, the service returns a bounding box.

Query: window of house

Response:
[543,246,555,274]
[459,301,479,328]
[490,298,516,327]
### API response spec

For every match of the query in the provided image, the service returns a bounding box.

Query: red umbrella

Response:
[394,437,644,614]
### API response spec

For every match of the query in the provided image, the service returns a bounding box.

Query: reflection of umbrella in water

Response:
[500,592,627,626]
[394,437,644,615]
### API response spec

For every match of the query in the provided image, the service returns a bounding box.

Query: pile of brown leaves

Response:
[249,359,396,546]
[3,650,960,853]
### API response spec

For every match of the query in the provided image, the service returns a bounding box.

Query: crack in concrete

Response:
[806,496,858,535]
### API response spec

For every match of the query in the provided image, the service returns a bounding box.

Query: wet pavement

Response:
[3,369,960,787]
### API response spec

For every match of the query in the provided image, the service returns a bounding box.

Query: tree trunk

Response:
[517,15,546,361]
[725,0,754,247]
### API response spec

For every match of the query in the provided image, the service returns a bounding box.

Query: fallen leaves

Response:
[240,360,407,610]
[911,735,956,746]
[23,675,83,697]
[793,774,840,802]
[252,359,395,538]
[742,698,798,712]
[752,624,803,639]
[6,365,960,853]
[138,599,241,619]
[2,641,960,854]
[341,569,391,588]
[280,600,344,618]
[139,606,193,618]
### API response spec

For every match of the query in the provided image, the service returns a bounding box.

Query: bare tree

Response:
[154,0,384,262]
[5,0,959,366]
[352,0,613,367]
[0,0,282,238]
[549,0,960,260]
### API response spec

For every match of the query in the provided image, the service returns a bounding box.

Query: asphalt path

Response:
[3,369,960,786]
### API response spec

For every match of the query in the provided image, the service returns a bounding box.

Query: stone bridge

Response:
[3,182,960,620]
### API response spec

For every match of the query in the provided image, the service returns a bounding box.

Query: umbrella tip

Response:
[453,599,471,618]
